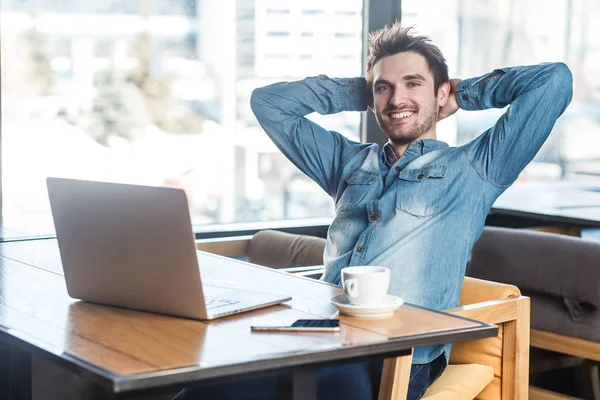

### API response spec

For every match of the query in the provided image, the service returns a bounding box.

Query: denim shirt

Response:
[250,63,572,364]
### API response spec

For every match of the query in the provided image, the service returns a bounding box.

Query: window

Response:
[334,54,357,60]
[265,54,290,60]
[266,31,291,37]
[403,0,600,181]
[335,11,357,17]
[266,9,290,15]
[302,10,324,15]
[0,0,364,225]
[334,32,357,38]
[238,11,255,21]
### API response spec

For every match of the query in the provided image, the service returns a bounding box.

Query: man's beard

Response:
[379,107,437,145]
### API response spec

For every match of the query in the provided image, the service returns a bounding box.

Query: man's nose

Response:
[389,87,408,108]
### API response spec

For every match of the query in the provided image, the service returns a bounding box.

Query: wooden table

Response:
[0,239,497,400]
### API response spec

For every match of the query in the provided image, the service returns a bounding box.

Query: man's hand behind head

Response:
[438,79,461,121]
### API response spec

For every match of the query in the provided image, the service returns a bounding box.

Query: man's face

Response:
[371,51,442,145]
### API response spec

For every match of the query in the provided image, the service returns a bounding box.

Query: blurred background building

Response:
[1,0,599,226]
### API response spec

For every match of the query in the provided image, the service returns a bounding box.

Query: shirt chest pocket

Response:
[336,169,379,213]
[396,164,448,217]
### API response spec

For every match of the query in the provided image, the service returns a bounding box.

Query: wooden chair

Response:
[380,277,530,400]
[197,230,531,399]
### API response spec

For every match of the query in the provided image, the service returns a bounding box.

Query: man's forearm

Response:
[250,75,368,123]
[249,76,370,198]
[458,62,573,187]
[455,63,572,112]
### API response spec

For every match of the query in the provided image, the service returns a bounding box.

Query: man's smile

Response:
[388,110,415,120]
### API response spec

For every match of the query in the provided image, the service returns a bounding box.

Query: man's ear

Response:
[437,81,451,107]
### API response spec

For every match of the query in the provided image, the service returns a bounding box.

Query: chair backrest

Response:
[468,227,600,307]
[247,230,326,268]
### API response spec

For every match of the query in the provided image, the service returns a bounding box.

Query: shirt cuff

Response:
[323,76,368,112]
[455,68,507,111]
[455,78,480,111]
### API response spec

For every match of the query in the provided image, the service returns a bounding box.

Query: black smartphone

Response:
[250,319,341,332]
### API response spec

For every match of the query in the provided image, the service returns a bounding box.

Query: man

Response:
[174,22,572,400]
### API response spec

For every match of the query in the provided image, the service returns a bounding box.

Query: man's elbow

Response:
[548,62,574,105]
[250,87,267,116]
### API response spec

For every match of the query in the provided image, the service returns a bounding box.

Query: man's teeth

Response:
[390,111,414,119]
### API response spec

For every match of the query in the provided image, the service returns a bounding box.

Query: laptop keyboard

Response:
[204,296,240,310]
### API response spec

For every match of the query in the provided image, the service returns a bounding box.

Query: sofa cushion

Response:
[528,291,600,343]
[422,364,494,399]
[468,227,600,324]
[248,230,326,269]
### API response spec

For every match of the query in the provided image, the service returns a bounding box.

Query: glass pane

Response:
[0,0,363,225]
[402,0,600,182]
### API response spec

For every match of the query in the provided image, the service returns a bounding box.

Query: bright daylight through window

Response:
[402,0,600,182]
[0,0,363,225]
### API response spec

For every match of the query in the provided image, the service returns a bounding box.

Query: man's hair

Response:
[366,23,449,93]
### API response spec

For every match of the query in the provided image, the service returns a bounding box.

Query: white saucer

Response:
[329,294,404,318]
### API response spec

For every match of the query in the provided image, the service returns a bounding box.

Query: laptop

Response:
[46,177,291,320]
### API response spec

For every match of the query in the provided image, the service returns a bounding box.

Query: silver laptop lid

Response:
[47,177,208,319]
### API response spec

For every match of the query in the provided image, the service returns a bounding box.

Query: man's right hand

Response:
[438,79,461,121]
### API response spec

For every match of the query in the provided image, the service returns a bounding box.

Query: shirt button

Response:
[371,215,377,221]
[350,89,356,95]
[349,79,354,84]
[462,94,469,101]
[395,166,401,171]
[417,174,425,180]
[357,246,364,253]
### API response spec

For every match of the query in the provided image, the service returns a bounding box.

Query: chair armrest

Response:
[448,295,530,400]
[447,296,528,325]
[460,277,520,306]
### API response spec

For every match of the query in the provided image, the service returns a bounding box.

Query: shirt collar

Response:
[382,139,449,168]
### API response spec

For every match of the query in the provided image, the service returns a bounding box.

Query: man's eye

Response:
[408,81,420,87]
[376,85,389,92]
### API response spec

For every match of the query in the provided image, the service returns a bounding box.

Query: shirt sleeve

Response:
[458,62,573,187]
[250,75,368,197]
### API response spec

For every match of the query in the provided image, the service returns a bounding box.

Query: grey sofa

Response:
[467,226,600,399]
[467,227,600,347]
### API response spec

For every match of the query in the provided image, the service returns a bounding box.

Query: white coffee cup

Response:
[341,266,390,306]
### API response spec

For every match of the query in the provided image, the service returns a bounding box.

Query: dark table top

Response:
[492,180,600,227]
